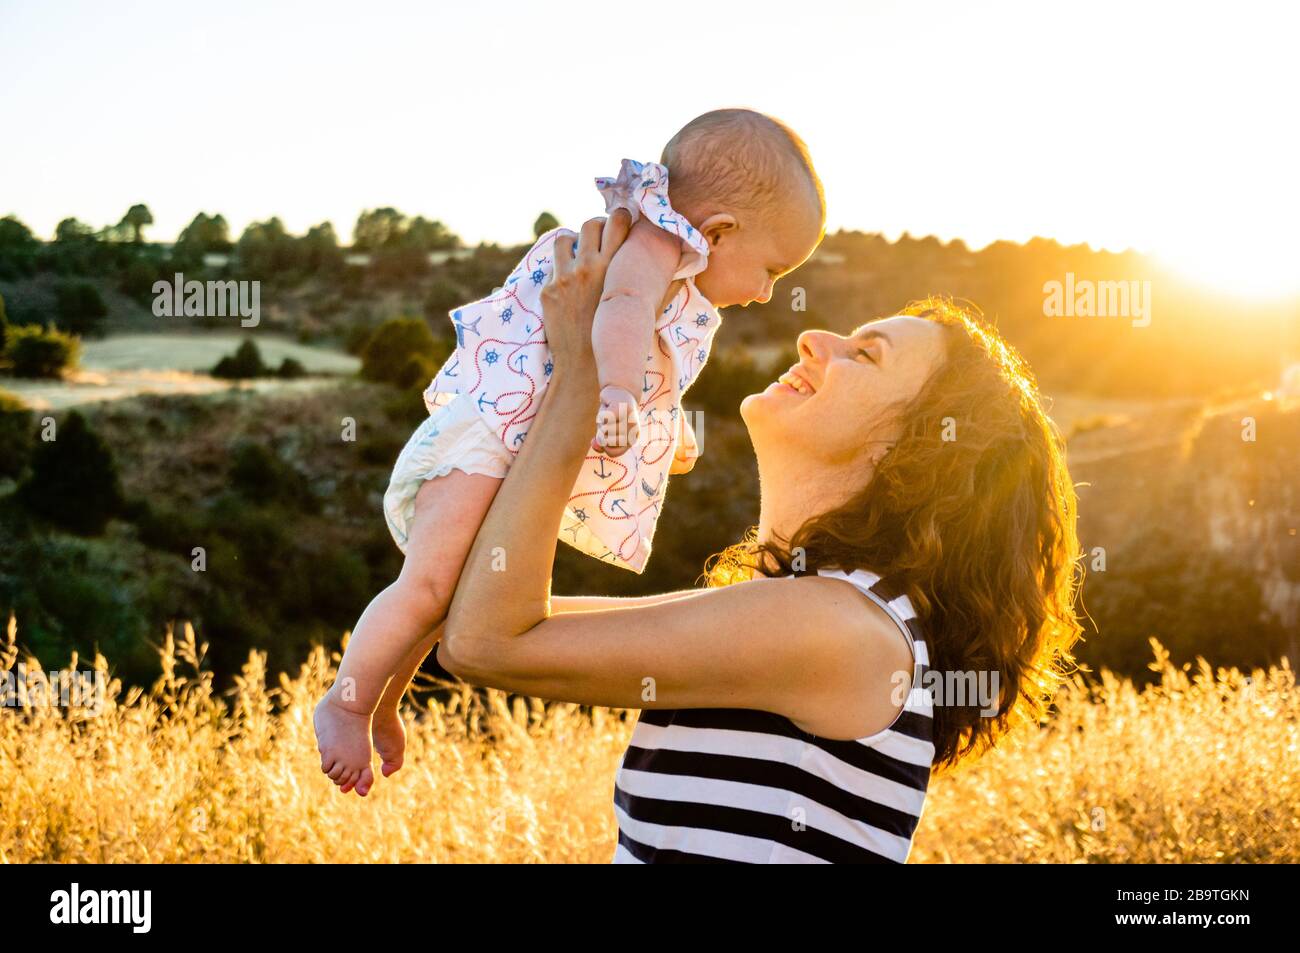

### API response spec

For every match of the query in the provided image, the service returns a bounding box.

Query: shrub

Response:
[394,352,438,390]
[424,278,467,320]
[0,389,34,479]
[307,547,372,624]
[382,385,433,430]
[276,357,308,379]
[18,410,123,534]
[0,534,161,684]
[4,323,81,378]
[119,259,162,302]
[361,317,445,385]
[54,281,109,336]
[211,339,267,379]
[382,359,439,429]
[228,440,316,512]
[344,321,375,355]
[129,499,205,555]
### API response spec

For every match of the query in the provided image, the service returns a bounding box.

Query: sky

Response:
[2,0,1297,296]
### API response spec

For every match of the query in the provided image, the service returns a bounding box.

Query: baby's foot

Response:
[593,384,641,457]
[372,705,407,778]
[313,692,376,797]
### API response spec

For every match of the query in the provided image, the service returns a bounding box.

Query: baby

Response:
[314,108,825,796]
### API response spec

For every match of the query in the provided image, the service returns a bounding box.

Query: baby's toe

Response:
[356,767,375,797]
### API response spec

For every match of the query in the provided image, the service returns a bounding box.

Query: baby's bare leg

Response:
[371,619,445,778]
[314,469,503,795]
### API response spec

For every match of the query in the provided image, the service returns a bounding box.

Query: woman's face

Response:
[740,315,950,468]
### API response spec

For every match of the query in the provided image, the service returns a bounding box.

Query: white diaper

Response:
[383,393,512,554]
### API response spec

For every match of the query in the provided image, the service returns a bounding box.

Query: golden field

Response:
[1,615,1295,864]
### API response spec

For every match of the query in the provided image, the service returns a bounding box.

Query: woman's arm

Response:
[439,214,912,739]
[551,589,708,612]
[375,590,703,705]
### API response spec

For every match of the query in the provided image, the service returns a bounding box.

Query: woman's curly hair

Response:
[702,297,1085,772]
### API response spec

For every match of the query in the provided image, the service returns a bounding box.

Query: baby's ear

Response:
[697,212,739,245]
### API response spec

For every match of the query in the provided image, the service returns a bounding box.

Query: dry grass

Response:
[2,616,1295,863]
[913,641,1299,863]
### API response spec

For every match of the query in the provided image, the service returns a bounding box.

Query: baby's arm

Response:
[589,217,681,452]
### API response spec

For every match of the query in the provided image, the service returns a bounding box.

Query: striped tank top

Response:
[612,567,934,863]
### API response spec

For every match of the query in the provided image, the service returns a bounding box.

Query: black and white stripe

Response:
[612,568,934,863]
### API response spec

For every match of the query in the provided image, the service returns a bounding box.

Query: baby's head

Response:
[662,108,825,308]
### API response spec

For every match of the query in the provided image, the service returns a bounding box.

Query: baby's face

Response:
[694,195,824,309]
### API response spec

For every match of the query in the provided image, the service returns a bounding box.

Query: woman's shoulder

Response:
[769,569,920,740]
[784,570,915,642]
[732,570,914,663]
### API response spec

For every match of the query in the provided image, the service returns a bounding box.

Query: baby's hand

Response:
[593,384,641,457]
[670,414,700,474]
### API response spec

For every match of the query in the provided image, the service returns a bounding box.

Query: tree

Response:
[237,217,303,276]
[360,317,445,384]
[405,216,459,252]
[55,218,96,243]
[352,208,407,251]
[117,204,154,243]
[175,212,233,259]
[0,289,7,350]
[55,281,109,336]
[301,222,343,273]
[19,411,124,535]
[0,216,38,278]
[533,211,560,238]
[353,208,459,252]
[352,209,462,283]
[0,215,37,251]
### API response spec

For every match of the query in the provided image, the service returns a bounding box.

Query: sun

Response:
[1154,235,1300,301]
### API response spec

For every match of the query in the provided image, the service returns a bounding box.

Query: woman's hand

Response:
[540,209,632,392]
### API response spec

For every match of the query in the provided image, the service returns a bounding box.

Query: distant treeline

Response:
[0,205,464,293]
[727,231,1299,401]
[3,205,1296,401]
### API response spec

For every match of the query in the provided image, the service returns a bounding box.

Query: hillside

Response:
[1066,391,1299,677]
[0,376,763,687]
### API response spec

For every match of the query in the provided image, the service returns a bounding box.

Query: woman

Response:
[436,211,1085,863]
